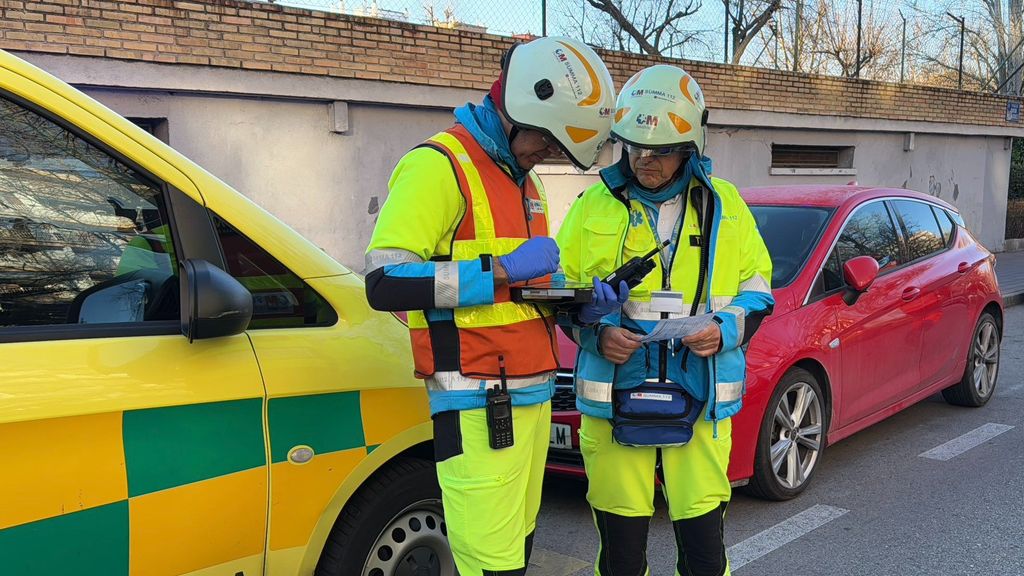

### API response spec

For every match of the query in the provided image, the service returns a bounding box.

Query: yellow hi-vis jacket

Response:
[556,170,773,422]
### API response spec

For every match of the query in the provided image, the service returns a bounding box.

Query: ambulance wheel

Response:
[746,368,827,501]
[316,457,456,576]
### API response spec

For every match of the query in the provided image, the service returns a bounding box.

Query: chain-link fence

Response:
[259,0,1024,95]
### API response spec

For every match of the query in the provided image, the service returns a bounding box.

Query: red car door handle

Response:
[902,287,921,301]
[958,261,971,274]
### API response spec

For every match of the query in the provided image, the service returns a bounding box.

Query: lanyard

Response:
[639,193,686,290]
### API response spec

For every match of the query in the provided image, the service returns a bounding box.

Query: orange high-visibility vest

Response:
[407,125,558,380]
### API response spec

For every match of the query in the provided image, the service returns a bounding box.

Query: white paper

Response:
[639,314,715,343]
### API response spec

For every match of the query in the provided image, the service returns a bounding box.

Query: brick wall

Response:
[0,0,1019,128]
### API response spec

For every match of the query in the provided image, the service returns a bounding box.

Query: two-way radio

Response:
[602,239,671,289]
[486,355,514,449]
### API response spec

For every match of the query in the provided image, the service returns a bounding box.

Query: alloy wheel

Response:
[972,320,1000,399]
[770,381,824,490]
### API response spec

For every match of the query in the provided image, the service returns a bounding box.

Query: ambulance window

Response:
[212,217,337,329]
[0,93,179,329]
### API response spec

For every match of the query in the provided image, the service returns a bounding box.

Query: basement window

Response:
[770,144,856,176]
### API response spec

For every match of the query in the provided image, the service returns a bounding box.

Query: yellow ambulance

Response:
[0,49,453,576]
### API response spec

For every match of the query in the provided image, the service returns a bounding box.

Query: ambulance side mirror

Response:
[180,259,253,342]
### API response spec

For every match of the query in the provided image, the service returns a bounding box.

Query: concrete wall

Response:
[706,127,1011,250]
[24,49,1010,267]
[82,84,1012,273]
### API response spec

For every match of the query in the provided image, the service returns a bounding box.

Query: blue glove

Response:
[498,237,560,284]
[578,277,629,324]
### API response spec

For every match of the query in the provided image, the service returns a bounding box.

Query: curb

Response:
[1003,291,1024,308]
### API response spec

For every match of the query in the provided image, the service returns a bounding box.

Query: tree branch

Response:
[586,0,660,54]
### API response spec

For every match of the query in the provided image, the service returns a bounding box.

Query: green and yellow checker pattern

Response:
[0,387,430,576]
[266,387,430,568]
[0,398,267,576]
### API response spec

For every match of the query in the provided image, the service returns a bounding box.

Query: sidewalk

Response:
[996,249,1024,307]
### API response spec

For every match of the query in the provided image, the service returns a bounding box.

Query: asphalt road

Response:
[528,305,1024,576]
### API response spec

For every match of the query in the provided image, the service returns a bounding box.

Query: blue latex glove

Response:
[578,277,629,324]
[498,237,560,284]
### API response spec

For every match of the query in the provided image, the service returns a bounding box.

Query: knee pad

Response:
[593,509,651,576]
[480,531,534,576]
[672,503,728,576]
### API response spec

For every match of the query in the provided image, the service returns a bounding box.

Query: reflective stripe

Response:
[739,273,771,294]
[576,378,613,404]
[623,299,696,321]
[409,301,553,329]
[452,237,525,261]
[720,305,746,345]
[364,248,424,274]
[434,261,460,308]
[622,296,734,320]
[430,132,495,240]
[709,295,733,312]
[717,380,743,403]
[426,371,553,392]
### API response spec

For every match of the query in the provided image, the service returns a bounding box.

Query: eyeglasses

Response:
[624,143,688,158]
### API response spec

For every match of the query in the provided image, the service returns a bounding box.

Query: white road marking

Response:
[919,423,1015,461]
[528,547,590,576]
[729,504,849,572]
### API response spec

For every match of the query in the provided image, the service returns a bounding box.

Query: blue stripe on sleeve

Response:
[383,261,437,279]
[456,259,495,307]
[714,310,740,351]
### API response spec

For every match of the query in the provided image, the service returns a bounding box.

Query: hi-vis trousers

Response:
[580,414,733,576]
[432,401,551,576]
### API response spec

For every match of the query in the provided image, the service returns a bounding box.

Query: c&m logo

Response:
[599,106,612,118]
[636,114,659,127]
[554,48,568,62]
[631,89,645,97]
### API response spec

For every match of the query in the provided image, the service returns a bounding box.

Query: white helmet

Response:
[498,36,615,170]
[611,65,708,155]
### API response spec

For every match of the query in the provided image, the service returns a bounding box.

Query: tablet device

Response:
[511,279,593,304]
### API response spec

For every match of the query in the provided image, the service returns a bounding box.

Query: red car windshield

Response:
[749,205,834,288]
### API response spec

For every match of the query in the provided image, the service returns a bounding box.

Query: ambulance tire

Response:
[316,456,455,576]
[745,368,827,501]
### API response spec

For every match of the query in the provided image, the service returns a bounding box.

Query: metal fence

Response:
[258,0,1022,95]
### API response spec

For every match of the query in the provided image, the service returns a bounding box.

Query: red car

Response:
[548,185,1003,500]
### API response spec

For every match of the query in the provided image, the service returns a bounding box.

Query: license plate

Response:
[549,423,572,450]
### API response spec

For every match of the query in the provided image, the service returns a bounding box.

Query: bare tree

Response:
[561,0,712,58]
[767,0,900,79]
[727,0,784,63]
[812,0,899,79]
[913,0,1024,94]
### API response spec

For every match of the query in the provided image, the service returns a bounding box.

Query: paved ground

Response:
[997,250,1024,306]
[528,306,1024,576]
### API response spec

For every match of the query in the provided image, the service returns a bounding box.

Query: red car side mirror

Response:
[842,256,880,305]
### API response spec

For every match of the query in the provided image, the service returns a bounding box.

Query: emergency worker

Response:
[556,64,774,576]
[364,37,620,576]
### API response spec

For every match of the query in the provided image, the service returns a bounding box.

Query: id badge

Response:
[649,291,684,314]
